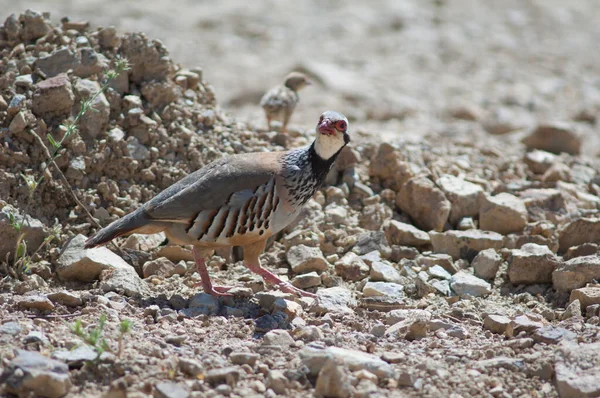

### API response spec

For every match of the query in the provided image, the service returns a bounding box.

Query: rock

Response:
[122,232,166,251]
[35,47,78,78]
[385,310,430,340]
[0,207,47,261]
[450,271,491,298]
[429,229,504,261]
[291,271,321,289]
[204,367,241,386]
[553,255,600,292]
[352,231,391,258]
[262,330,294,348]
[383,220,430,247]
[368,143,415,191]
[266,370,287,395]
[188,293,221,316]
[32,73,75,123]
[154,382,189,398]
[370,261,402,283]
[396,176,451,232]
[524,150,556,174]
[479,193,528,235]
[417,253,457,274]
[522,122,581,155]
[255,291,294,311]
[73,79,110,138]
[311,287,355,314]
[120,32,174,83]
[1,350,71,398]
[483,314,511,334]
[20,10,50,41]
[335,252,369,281]
[99,266,148,298]
[472,249,503,280]
[314,359,352,398]
[533,326,576,344]
[325,204,349,225]
[436,174,484,225]
[56,234,130,281]
[570,287,600,310]
[299,345,394,379]
[293,325,324,342]
[52,346,97,368]
[178,358,203,378]
[559,218,600,253]
[555,342,600,398]
[0,322,22,336]
[286,245,328,273]
[273,298,303,319]
[358,202,393,231]
[18,295,55,312]
[156,245,194,262]
[363,282,404,299]
[505,315,545,338]
[74,48,108,78]
[508,243,560,285]
[427,264,452,280]
[229,352,259,367]
[8,110,32,134]
[561,299,583,320]
[143,257,184,278]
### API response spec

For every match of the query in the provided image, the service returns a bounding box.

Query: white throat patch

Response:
[314,133,345,160]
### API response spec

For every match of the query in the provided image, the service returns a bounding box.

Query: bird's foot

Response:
[278,282,317,298]
[193,281,234,297]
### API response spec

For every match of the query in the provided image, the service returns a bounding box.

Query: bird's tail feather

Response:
[84,210,151,249]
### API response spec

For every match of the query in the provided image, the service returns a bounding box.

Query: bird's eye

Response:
[336,121,347,130]
[319,116,324,123]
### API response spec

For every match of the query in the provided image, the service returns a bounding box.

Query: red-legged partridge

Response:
[260,72,310,133]
[85,111,350,298]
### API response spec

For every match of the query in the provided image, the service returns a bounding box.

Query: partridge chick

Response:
[85,111,350,298]
[260,72,310,133]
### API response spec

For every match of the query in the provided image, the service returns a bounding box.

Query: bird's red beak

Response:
[318,119,336,136]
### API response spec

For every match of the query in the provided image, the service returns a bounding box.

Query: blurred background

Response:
[3,0,600,147]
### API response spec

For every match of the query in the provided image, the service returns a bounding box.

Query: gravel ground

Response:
[1,3,600,398]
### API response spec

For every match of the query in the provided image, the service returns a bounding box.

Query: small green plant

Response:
[7,58,130,275]
[70,315,133,360]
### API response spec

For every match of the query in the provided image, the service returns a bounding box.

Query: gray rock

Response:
[417,253,457,274]
[558,218,600,253]
[315,359,352,398]
[299,345,394,379]
[363,282,404,299]
[51,345,97,367]
[74,48,108,78]
[508,243,560,284]
[479,193,528,235]
[154,382,189,398]
[570,287,600,309]
[188,293,221,315]
[1,350,71,398]
[229,352,259,366]
[204,367,241,386]
[35,47,78,77]
[18,295,54,312]
[483,314,511,334]
[73,79,110,138]
[533,326,576,344]
[178,358,203,378]
[553,255,600,292]
[505,315,545,338]
[126,136,151,161]
[436,174,484,225]
[352,231,392,258]
[427,264,452,280]
[429,229,504,261]
[450,271,491,298]
[370,261,402,283]
[311,287,355,314]
[472,249,503,280]
[430,279,451,296]
[0,206,47,261]
[142,257,183,278]
[555,342,600,398]
[286,244,328,273]
[20,10,50,41]
[561,299,583,320]
[335,252,369,281]
[383,219,430,247]
[99,266,148,298]
[0,322,22,336]
[396,176,451,232]
[291,271,321,289]
[266,370,288,395]
[261,330,294,348]
[522,122,581,155]
[524,149,556,174]
[385,309,430,340]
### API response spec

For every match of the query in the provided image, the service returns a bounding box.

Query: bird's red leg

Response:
[243,241,317,298]
[266,116,272,131]
[193,247,233,297]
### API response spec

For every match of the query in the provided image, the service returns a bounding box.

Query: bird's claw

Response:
[193,281,234,297]
[278,282,318,299]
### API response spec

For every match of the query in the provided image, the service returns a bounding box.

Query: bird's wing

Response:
[260,86,297,111]
[144,152,284,223]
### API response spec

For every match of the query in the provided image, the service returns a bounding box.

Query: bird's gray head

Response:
[314,110,350,160]
[284,72,311,91]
